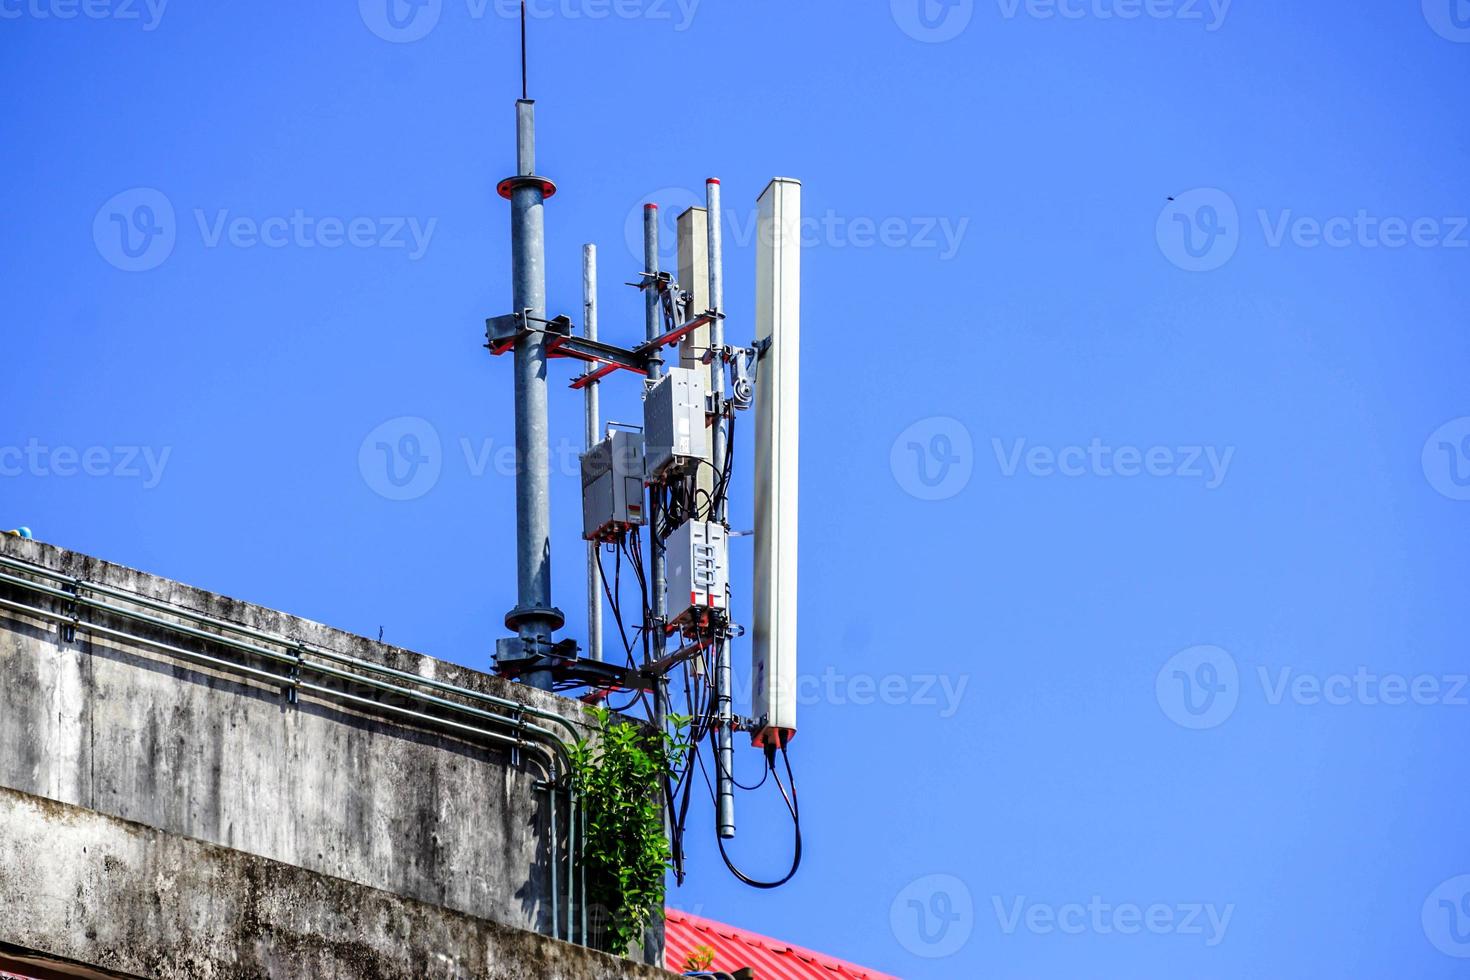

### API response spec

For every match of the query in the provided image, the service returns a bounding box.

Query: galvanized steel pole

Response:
[582,243,602,663]
[707,178,736,840]
[643,204,669,730]
[504,98,559,691]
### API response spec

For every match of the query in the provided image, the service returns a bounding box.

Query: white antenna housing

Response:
[751,178,801,749]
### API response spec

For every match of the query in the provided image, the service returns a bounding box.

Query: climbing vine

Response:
[569,706,691,956]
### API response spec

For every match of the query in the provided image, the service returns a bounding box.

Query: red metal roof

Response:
[664,908,901,979]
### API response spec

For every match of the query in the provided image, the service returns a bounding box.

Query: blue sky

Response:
[3,1,1470,976]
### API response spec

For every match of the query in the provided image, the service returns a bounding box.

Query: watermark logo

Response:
[359,417,442,500]
[517,0,700,30]
[1161,193,1470,270]
[1258,210,1469,250]
[1157,188,1239,272]
[993,896,1233,945]
[1156,645,1239,730]
[625,187,971,265]
[1424,0,1470,42]
[94,192,437,271]
[193,210,437,259]
[0,0,168,29]
[361,0,699,43]
[360,0,442,42]
[996,0,1230,30]
[0,440,172,489]
[94,188,176,272]
[1259,666,1469,708]
[779,668,969,717]
[1160,646,1470,729]
[1424,876,1470,957]
[1423,417,1470,501]
[891,417,974,501]
[891,874,974,958]
[992,438,1234,488]
[891,0,974,42]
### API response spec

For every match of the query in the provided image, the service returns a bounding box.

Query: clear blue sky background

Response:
[3,1,1469,977]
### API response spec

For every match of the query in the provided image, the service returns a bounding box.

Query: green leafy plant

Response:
[570,706,691,956]
[683,944,717,972]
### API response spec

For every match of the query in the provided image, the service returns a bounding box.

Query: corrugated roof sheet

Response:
[664,908,901,980]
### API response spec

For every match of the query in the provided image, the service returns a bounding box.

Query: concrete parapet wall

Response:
[0,536,599,941]
[0,785,671,980]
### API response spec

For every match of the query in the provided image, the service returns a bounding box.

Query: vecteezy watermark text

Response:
[0,440,172,489]
[781,668,968,717]
[995,0,1230,30]
[1157,645,1470,729]
[626,187,969,266]
[194,210,436,259]
[992,438,1235,489]
[359,0,700,43]
[1257,210,1470,250]
[94,188,438,272]
[890,419,1234,500]
[992,896,1234,946]
[888,875,1233,958]
[891,0,1229,42]
[359,420,613,501]
[1158,188,1470,271]
[1258,666,1470,708]
[0,0,167,29]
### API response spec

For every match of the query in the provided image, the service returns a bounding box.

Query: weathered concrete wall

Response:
[0,536,604,942]
[0,785,671,979]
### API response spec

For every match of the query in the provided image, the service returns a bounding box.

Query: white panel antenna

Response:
[751,178,801,749]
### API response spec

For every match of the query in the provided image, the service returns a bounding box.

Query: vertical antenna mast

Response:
[494,9,562,690]
[643,205,670,735]
[707,178,736,841]
[583,244,602,662]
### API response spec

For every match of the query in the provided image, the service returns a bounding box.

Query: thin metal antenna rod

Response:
[707,179,727,524]
[583,244,602,663]
[520,1,528,100]
[707,178,735,840]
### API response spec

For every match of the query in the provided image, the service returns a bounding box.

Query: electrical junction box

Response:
[643,366,708,484]
[666,520,727,626]
[581,430,646,542]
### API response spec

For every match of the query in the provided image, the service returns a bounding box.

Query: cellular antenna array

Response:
[484,16,803,897]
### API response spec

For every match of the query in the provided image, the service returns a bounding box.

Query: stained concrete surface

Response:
[0,785,671,979]
[0,536,664,971]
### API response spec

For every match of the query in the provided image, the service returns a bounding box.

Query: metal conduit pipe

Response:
[0,592,322,699]
[0,566,573,763]
[0,557,583,756]
[0,554,582,745]
[0,560,588,946]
